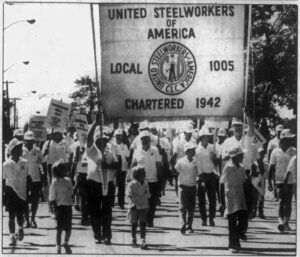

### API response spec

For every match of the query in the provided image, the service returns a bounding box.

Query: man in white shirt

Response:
[268,129,296,232]
[267,124,283,200]
[195,127,218,226]
[22,131,43,228]
[86,118,119,245]
[131,131,162,227]
[114,129,130,209]
[174,141,198,234]
[170,123,195,201]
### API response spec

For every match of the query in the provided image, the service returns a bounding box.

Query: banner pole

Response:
[244,5,252,124]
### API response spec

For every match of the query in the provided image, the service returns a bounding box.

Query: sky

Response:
[4,3,97,126]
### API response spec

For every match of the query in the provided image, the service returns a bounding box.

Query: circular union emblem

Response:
[149,41,197,96]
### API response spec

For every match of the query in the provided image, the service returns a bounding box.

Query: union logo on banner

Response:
[149,42,197,95]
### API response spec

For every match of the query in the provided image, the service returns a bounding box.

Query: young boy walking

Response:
[127,166,150,249]
[49,160,73,254]
[174,142,198,234]
[3,140,29,246]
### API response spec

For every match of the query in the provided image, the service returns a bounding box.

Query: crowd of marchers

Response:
[3,111,296,254]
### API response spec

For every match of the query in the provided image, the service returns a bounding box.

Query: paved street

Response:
[2,185,296,255]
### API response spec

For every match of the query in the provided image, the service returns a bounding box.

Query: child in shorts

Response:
[126,165,150,249]
[49,160,73,254]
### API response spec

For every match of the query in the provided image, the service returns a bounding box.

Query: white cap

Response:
[198,127,212,137]
[184,142,197,152]
[149,123,156,129]
[13,129,24,137]
[139,120,149,130]
[52,128,63,134]
[218,128,227,137]
[184,124,194,133]
[229,146,246,158]
[24,131,35,140]
[140,131,150,139]
[280,129,295,139]
[114,129,123,136]
[232,119,244,127]
[276,124,284,132]
[8,139,23,152]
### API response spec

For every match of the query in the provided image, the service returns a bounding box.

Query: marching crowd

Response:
[2,111,297,254]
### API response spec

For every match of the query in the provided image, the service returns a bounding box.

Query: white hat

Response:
[184,124,194,133]
[218,128,227,137]
[280,129,295,139]
[114,129,123,136]
[276,124,284,132]
[24,131,35,140]
[139,120,149,130]
[149,123,156,129]
[232,119,244,126]
[13,129,24,137]
[140,131,150,139]
[198,127,212,137]
[8,139,23,152]
[229,146,246,158]
[184,142,197,152]
[52,128,63,134]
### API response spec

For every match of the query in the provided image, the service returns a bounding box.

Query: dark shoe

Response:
[239,233,247,241]
[132,238,138,248]
[31,220,37,228]
[202,220,207,226]
[119,205,125,210]
[104,239,111,245]
[141,240,148,250]
[9,235,17,246]
[147,221,154,228]
[180,227,185,235]
[57,246,61,254]
[63,244,72,254]
[186,227,194,233]
[278,224,285,232]
[209,218,215,227]
[74,205,80,211]
[25,222,31,228]
[18,228,24,241]
[95,238,102,244]
[259,214,266,219]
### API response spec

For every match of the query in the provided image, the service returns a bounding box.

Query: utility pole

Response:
[3,81,14,126]
[9,97,21,129]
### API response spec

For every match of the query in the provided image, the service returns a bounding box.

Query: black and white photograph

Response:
[1,0,297,255]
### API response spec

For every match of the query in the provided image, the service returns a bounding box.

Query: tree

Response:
[69,75,98,124]
[247,5,297,140]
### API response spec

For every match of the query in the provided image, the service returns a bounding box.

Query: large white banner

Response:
[44,99,71,131]
[100,4,245,119]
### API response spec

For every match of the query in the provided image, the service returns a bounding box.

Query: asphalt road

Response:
[2,185,296,255]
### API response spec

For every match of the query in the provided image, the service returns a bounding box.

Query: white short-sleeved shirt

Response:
[49,177,73,206]
[220,161,247,214]
[42,140,71,164]
[116,143,130,172]
[22,146,42,182]
[222,135,257,170]
[86,144,103,183]
[267,137,280,156]
[195,143,217,175]
[126,179,150,209]
[132,146,161,183]
[286,155,297,184]
[3,158,29,201]
[175,156,198,187]
[270,147,296,184]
